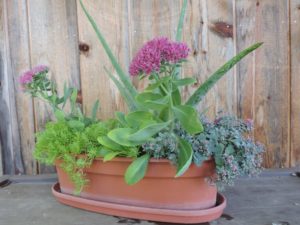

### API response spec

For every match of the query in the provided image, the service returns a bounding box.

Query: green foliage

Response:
[79,0,138,110]
[177,116,264,188]
[125,154,150,185]
[186,42,263,106]
[34,120,116,193]
[175,138,193,177]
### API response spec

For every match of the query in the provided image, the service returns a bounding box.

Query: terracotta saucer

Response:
[52,183,226,224]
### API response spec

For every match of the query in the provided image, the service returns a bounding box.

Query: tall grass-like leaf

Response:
[125,154,150,185]
[79,0,137,100]
[91,100,100,121]
[186,42,263,106]
[104,67,137,111]
[174,0,188,79]
[175,0,188,41]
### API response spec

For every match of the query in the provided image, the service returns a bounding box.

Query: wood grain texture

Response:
[77,0,128,119]
[5,0,36,175]
[27,0,81,173]
[290,0,300,167]
[0,0,299,171]
[184,0,236,118]
[254,0,290,168]
[0,0,25,175]
[235,0,257,122]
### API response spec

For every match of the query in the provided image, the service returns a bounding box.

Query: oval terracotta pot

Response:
[55,157,217,210]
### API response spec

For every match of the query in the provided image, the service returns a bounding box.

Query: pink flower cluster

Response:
[129,37,190,76]
[19,65,49,85]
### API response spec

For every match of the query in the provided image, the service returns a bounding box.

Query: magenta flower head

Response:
[129,37,190,76]
[19,65,49,85]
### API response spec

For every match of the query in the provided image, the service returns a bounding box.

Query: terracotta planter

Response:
[53,157,226,223]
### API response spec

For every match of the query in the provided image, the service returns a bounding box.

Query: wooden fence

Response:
[0,0,299,175]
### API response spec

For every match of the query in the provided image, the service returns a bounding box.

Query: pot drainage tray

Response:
[52,182,226,224]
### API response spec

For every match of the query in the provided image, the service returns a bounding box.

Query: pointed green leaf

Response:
[125,111,155,128]
[115,111,128,127]
[186,42,263,106]
[176,138,193,177]
[103,152,119,162]
[97,136,122,151]
[79,0,137,100]
[171,88,181,106]
[91,100,100,121]
[172,105,203,134]
[104,67,137,111]
[125,154,150,185]
[175,0,188,41]
[127,121,171,143]
[108,128,136,147]
[172,77,196,86]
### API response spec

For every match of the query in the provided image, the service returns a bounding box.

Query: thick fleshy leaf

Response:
[108,128,136,147]
[186,42,263,106]
[136,92,169,110]
[103,152,119,162]
[172,77,196,86]
[127,121,171,144]
[171,88,181,106]
[125,111,155,128]
[97,136,122,151]
[79,0,137,100]
[125,154,150,185]
[176,138,193,177]
[172,105,203,134]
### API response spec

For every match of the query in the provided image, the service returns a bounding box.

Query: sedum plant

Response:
[20,0,264,192]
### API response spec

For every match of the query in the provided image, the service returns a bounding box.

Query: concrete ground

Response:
[0,170,299,225]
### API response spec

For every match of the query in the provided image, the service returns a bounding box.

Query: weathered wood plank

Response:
[5,0,36,175]
[77,0,128,119]
[184,0,235,118]
[290,0,300,167]
[0,0,25,175]
[27,0,81,173]
[254,0,290,168]
[235,0,257,124]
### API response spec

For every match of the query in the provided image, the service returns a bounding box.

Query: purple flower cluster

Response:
[129,37,190,76]
[19,65,49,85]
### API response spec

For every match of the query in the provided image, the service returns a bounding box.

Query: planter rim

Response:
[73,155,213,164]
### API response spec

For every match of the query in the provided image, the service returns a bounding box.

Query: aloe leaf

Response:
[175,0,188,41]
[115,111,128,127]
[79,0,137,99]
[175,138,193,177]
[125,154,150,185]
[174,0,187,79]
[186,42,263,106]
[91,100,100,121]
[104,67,137,111]
[172,105,203,134]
